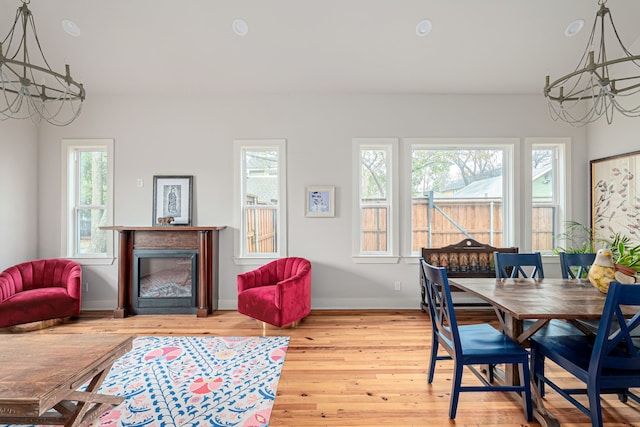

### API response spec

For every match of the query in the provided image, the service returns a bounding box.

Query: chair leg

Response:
[428,333,439,384]
[520,361,533,422]
[618,390,629,403]
[449,364,464,419]
[587,386,604,427]
[531,347,545,397]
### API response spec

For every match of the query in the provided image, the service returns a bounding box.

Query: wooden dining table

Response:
[447,277,621,427]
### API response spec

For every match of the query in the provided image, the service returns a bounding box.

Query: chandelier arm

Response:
[545,55,640,102]
[0,0,85,126]
[1,58,84,101]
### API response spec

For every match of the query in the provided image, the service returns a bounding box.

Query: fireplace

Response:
[132,250,198,314]
[102,226,226,318]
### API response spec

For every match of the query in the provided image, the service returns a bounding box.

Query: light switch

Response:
[137,178,144,188]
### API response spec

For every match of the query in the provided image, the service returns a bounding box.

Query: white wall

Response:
[33,93,588,310]
[0,119,38,269]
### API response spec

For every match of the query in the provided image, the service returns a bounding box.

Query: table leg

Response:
[0,362,123,427]
[501,313,560,427]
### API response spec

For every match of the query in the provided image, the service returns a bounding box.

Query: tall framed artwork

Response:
[590,150,640,243]
[152,175,193,226]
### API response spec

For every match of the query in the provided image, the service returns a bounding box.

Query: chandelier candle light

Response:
[0,0,85,126]
[544,0,640,126]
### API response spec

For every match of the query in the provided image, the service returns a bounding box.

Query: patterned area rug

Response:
[3,336,289,427]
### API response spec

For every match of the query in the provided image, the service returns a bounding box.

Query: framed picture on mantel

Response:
[152,175,193,226]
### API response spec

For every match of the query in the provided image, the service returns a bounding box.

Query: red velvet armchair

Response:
[0,258,82,328]
[237,257,312,328]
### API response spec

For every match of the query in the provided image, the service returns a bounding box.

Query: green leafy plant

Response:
[610,233,640,273]
[553,221,595,254]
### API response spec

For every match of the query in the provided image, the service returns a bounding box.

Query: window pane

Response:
[532,148,556,251]
[243,149,279,255]
[78,151,107,206]
[360,147,390,253]
[411,148,504,251]
[361,206,387,251]
[76,208,106,254]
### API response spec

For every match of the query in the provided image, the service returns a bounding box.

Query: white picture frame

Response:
[305,186,335,217]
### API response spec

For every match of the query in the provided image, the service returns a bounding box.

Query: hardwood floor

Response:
[5,309,640,426]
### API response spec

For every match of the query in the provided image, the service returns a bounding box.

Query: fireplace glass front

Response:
[133,249,198,314]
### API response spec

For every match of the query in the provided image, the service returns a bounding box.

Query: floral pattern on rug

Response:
[94,336,290,427]
[1,336,289,427]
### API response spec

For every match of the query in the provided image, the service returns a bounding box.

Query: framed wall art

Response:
[305,186,335,217]
[152,175,193,226]
[590,150,640,243]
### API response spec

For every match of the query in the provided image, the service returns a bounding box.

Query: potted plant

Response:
[609,233,640,283]
[554,221,595,254]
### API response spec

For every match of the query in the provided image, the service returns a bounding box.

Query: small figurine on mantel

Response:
[157,216,175,225]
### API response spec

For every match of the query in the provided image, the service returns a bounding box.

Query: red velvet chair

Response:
[0,259,82,328]
[237,257,311,328]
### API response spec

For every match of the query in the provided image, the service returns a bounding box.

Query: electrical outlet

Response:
[394,281,402,291]
[84,282,89,292]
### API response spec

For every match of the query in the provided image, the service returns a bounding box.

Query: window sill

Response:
[234,257,279,266]
[352,256,400,264]
[68,257,115,266]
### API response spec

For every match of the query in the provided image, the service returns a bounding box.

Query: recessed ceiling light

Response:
[565,19,584,37]
[416,19,432,37]
[61,19,80,37]
[232,19,249,36]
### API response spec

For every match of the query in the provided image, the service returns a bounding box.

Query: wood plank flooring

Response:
[4,309,640,426]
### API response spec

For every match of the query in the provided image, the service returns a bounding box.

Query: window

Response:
[528,139,569,253]
[405,139,515,256]
[235,139,287,260]
[62,139,114,261]
[353,138,399,261]
[403,137,569,257]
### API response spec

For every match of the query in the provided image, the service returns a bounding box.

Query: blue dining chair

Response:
[420,259,533,421]
[559,252,596,279]
[494,251,544,279]
[494,251,582,337]
[530,281,640,427]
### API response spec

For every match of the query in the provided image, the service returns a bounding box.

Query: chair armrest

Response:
[275,269,312,310]
[64,262,83,300]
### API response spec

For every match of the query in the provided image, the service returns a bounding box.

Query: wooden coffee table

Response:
[0,333,135,427]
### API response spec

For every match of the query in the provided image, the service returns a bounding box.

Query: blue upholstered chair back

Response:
[494,252,544,279]
[559,252,596,279]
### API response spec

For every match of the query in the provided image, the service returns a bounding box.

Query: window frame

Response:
[402,138,518,259]
[61,138,114,265]
[524,138,571,254]
[234,139,287,264]
[352,138,399,263]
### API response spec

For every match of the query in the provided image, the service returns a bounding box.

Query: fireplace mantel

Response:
[102,226,226,318]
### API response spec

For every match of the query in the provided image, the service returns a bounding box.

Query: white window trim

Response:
[352,138,399,263]
[524,137,571,254]
[402,138,518,260]
[61,138,115,266]
[233,139,287,265]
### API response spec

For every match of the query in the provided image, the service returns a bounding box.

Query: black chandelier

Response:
[0,0,85,126]
[544,0,640,127]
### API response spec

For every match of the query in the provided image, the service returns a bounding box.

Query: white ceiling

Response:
[2,0,640,98]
